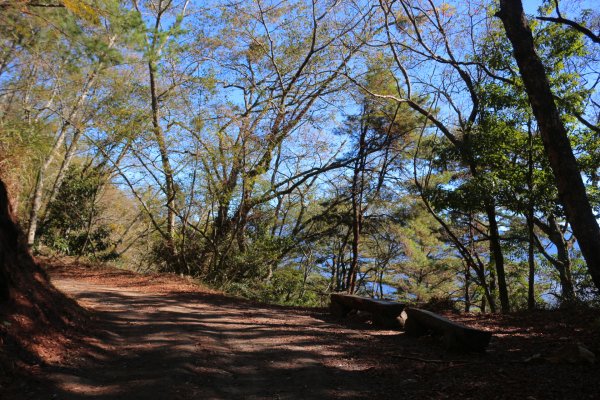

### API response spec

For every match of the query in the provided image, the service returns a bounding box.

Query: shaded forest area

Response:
[2,0,600,312]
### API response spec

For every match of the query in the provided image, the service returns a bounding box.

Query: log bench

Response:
[402,307,492,352]
[330,293,406,328]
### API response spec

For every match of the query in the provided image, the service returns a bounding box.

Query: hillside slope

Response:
[0,179,90,395]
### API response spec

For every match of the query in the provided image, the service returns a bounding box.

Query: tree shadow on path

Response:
[20,280,399,399]
[15,278,600,400]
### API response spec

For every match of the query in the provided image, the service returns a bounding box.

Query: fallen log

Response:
[403,308,492,352]
[330,293,406,328]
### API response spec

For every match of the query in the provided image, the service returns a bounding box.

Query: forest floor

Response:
[3,259,600,399]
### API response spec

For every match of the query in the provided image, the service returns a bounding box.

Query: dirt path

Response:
[12,264,600,400]
[26,276,393,400]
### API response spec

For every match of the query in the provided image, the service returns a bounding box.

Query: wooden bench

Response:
[330,293,406,328]
[402,307,492,352]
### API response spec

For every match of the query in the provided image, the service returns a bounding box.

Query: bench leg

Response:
[373,314,402,329]
[404,317,429,336]
[330,301,351,317]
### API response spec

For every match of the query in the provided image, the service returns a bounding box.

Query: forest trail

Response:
[10,262,600,400]
[22,269,390,400]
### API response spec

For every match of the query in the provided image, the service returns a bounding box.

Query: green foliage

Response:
[225,266,328,307]
[40,164,116,259]
[389,202,461,304]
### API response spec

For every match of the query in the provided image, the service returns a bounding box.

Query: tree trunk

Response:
[477,265,496,313]
[549,217,575,302]
[468,212,495,312]
[527,211,536,310]
[485,203,510,313]
[148,60,177,257]
[26,70,98,247]
[498,0,600,290]
[347,122,368,294]
[527,122,536,310]
[337,229,351,292]
[464,263,471,313]
[534,215,576,301]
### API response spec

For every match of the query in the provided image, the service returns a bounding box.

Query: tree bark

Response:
[148,59,177,258]
[534,215,575,301]
[485,203,510,313]
[464,262,471,313]
[527,211,536,309]
[497,0,600,290]
[527,123,535,310]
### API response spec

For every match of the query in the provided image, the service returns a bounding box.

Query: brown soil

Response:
[3,258,600,399]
